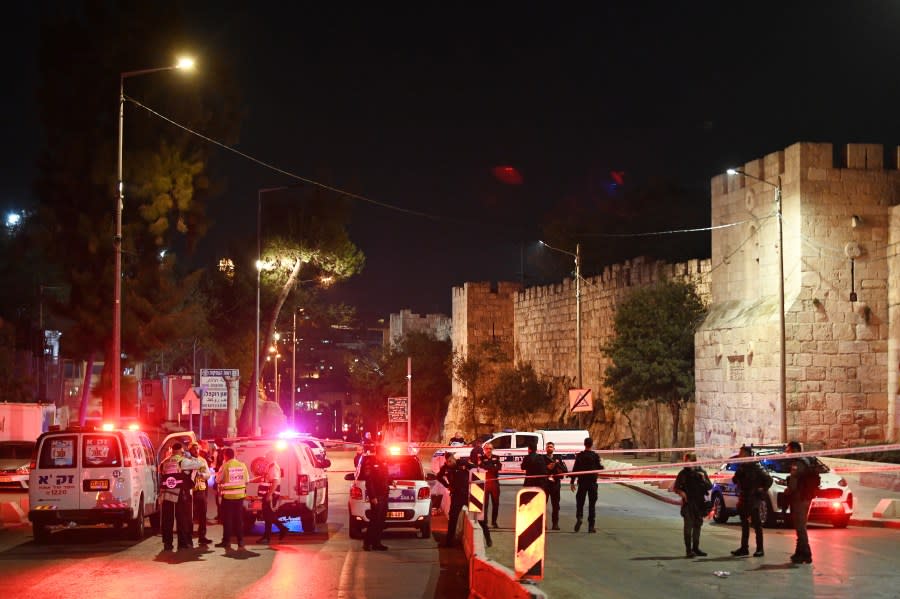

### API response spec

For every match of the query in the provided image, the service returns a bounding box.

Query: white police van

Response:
[231,433,331,534]
[28,426,187,542]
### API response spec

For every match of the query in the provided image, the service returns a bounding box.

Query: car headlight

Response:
[838,478,848,487]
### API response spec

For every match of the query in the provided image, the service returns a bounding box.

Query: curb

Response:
[620,483,682,506]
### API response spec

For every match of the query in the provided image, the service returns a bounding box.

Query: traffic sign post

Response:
[515,488,546,580]
[200,369,237,411]
[569,388,593,413]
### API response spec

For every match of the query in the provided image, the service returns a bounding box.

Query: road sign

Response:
[569,388,593,413]
[387,396,408,423]
[469,468,485,520]
[515,488,545,580]
[199,368,238,411]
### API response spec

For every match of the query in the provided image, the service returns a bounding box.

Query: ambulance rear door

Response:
[79,433,130,511]
[30,433,80,511]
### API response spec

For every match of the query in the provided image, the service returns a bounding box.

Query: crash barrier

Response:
[873,499,900,518]
[0,497,28,525]
[465,510,548,599]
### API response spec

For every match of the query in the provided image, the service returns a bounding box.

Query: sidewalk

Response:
[602,452,900,530]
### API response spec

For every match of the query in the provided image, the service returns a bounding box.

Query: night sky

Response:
[4,3,899,319]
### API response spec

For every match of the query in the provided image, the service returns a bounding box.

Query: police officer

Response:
[188,443,213,545]
[544,442,568,530]
[257,451,289,543]
[437,452,492,547]
[362,444,390,551]
[158,442,204,551]
[521,442,548,491]
[569,437,603,533]
[479,443,502,528]
[216,446,249,551]
[785,440,815,564]
[731,445,771,558]
[673,452,713,558]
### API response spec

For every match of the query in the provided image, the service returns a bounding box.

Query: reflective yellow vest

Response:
[220,458,249,500]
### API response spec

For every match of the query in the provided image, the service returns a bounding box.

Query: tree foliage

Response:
[490,362,559,430]
[451,340,509,436]
[348,331,451,441]
[603,280,706,446]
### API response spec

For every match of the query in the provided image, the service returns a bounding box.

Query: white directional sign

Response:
[200,369,238,411]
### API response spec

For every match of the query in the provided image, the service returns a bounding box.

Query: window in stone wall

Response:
[727,355,745,381]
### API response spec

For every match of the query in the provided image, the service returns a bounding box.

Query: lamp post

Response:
[114,57,194,424]
[539,240,583,388]
[727,168,786,442]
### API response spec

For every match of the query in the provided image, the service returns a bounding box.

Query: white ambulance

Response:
[230,433,331,534]
[27,425,186,543]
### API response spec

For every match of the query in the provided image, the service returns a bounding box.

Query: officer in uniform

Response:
[569,437,603,533]
[731,445,771,558]
[544,442,568,530]
[257,451,289,543]
[521,442,549,491]
[362,444,390,551]
[158,442,204,551]
[188,443,212,545]
[216,447,249,551]
[478,443,502,528]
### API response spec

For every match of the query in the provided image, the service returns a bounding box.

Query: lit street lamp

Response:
[539,240,583,388]
[726,167,786,442]
[113,57,194,424]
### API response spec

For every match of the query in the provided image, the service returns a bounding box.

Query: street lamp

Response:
[726,168,786,442]
[539,240,583,388]
[113,56,194,424]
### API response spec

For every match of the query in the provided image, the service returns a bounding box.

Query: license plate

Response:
[387,511,406,519]
[84,479,110,491]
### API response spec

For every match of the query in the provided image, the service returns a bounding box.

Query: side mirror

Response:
[319,458,332,469]
[344,472,355,481]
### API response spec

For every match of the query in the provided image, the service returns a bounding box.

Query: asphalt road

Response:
[0,451,466,599]
[484,480,900,599]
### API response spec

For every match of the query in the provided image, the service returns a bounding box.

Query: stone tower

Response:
[695,142,900,453]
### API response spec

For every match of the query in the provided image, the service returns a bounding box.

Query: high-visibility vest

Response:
[220,458,249,499]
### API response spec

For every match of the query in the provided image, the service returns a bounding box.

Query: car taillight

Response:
[298,474,310,495]
[418,486,430,500]
[16,466,29,475]
[350,485,363,500]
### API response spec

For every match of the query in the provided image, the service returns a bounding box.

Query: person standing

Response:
[188,443,213,545]
[785,440,817,564]
[216,447,249,551]
[362,445,391,551]
[544,442,568,530]
[449,431,466,444]
[569,437,602,533]
[731,445,772,558]
[257,451,289,543]
[479,443,502,528]
[521,442,548,491]
[673,452,713,558]
[158,442,204,551]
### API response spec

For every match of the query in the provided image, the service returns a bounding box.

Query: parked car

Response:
[710,446,853,528]
[0,440,36,489]
[346,450,434,539]
[230,434,330,534]
[297,436,328,461]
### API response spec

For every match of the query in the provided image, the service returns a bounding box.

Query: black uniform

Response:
[363,455,391,550]
[437,458,492,547]
[787,457,817,563]
[521,450,549,491]
[732,461,771,556]
[674,466,712,556]
[479,454,502,527]
[569,449,602,532]
[544,453,568,529]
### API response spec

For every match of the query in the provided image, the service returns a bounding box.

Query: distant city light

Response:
[6,212,21,227]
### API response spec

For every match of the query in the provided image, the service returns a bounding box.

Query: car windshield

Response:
[357,455,424,480]
[760,456,829,475]
[0,443,34,460]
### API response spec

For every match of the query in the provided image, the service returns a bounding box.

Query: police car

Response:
[231,433,330,534]
[709,446,854,528]
[28,425,187,542]
[346,448,434,539]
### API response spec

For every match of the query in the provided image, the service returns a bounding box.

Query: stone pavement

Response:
[601,451,900,529]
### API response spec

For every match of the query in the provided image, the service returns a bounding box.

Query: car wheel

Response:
[316,487,329,523]
[128,500,145,540]
[349,520,364,539]
[712,493,729,523]
[33,522,51,544]
[759,498,776,528]
[418,518,431,539]
[832,515,850,528]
